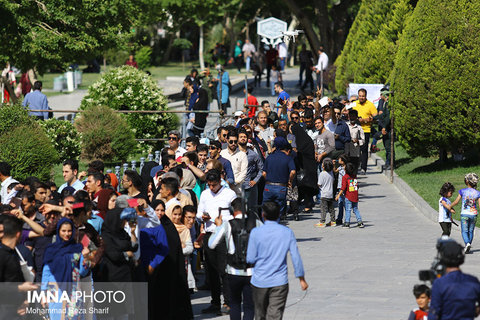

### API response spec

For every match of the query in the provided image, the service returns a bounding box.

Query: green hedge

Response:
[390,0,480,157]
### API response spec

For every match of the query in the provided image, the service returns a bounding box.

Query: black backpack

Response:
[227,211,258,270]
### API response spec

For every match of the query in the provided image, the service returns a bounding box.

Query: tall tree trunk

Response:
[199,24,205,70]
[162,33,175,64]
[282,0,321,59]
[285,16,299,66]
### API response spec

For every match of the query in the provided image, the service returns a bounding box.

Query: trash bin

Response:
[53,76,65,92]
[65,71,75,92]
[74,70,82,88]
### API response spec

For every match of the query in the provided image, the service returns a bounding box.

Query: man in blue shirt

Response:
[22,81,50,120]
[247,201,308,319]
[429,240,480,320]
[262,137,296,217]
[274,82,290,109]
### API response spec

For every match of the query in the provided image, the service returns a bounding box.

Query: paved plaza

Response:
[191,160,480,319]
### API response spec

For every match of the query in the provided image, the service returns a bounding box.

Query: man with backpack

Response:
[208,197,262,320]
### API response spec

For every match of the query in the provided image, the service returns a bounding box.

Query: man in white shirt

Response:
[168,130,187,159]
[197,169,237,314]
[313,45,329,90]
[58,159,85,193]
[242,39,256,72]
[0,162,18,205]
[278,42,288,71]
[220,131,248,196]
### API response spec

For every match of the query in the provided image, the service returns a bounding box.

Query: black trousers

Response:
[360,132,371,172]
[228,274,254,320]
[440,222,452,236]
[203,233,229,306]
[266,64,273,87]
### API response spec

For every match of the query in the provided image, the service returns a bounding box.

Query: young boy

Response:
[315,158,335,228]
[407,284,430,320]
[438,182,455,236]
[335,162,364,228]
[447,173,480,253]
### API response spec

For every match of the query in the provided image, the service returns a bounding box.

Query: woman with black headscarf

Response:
[190,87,209,136]
[291,123,318,213]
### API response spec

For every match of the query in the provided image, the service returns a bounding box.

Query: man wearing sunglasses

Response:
[220,130,248,196]
[168,130,187,159]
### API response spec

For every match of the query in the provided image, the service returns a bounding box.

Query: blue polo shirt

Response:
[263,150,295,184]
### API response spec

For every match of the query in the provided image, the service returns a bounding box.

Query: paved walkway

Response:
[191,160,480,319]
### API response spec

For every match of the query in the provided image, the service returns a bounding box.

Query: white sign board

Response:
[257,17,287,40]
[347,83,385,108]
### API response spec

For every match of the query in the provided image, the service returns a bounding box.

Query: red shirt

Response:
[341,173,358,202]
[244,95,259,118]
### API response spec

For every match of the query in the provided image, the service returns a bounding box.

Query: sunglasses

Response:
[209,146,217,150]
[335,112,341,115]
[168,136,178,140]
[222,134,227,137]
[291,117,299,120]
[228,140,238,144]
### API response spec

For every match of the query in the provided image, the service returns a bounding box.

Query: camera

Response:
[419,237,463,283]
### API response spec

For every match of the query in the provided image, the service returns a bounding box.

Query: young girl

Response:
[334,154,348,225]
[315,158,335,228]
[447,173,480,253]
[336,162,364,228]
[438,182,455,236]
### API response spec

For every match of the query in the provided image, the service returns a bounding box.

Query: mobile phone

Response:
[278,98,284,105]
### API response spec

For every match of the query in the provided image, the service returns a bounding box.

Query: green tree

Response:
[0,0,141,73]
[80,66,177,151]
[334,0,397,94]
[391,0,480,157]
[355,0,414,84]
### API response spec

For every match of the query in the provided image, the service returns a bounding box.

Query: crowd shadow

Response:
[296,236,322,242]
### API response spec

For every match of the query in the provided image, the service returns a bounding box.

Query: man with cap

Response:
[233,111,245,127]
[262,137,296,218]
[429,239,480,320]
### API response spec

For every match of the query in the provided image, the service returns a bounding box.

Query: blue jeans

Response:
[263,184,287,217]
[345,199,362,224]
[337,195,345,223]
[461,215,477,245]
[246,56,251,72]
[279,57,285,70]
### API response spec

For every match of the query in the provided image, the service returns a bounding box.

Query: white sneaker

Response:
[465,243,471,254]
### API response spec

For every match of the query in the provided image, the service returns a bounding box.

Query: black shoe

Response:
[358,222,365,228]
[335,220,343,225]
[343,223,350,228]
[294,213,299,221]
[201,304,221,314]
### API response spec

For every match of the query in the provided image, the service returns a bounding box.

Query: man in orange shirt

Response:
[353,88,377,174]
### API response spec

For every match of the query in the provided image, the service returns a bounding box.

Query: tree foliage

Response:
[334,0,397,93]
[80,66,177,151]
[391,0,480,156]
[75,105,136,162]
[0,0,141,73]
[39,119,82,163]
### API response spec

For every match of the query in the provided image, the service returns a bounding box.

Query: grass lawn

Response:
[376,141,480,223]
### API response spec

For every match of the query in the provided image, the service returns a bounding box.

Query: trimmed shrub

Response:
[80,66,177,151]
[355,0,414,84]
[74,105,136,162]
[39,118,82,163]
[136,46,152,70]
[0,124,59,181]
[334,0,397,94]
[391,0,480,157]
[0,104,35,135]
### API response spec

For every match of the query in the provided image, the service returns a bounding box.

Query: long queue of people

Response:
[0,84,386,319]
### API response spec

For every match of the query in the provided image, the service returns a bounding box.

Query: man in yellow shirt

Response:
[353,88,377,174]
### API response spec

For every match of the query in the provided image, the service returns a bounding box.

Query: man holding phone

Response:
[274,82,290,110]
[196,169,237,315]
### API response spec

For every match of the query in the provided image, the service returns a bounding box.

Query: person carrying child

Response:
[446,173,480,253]
[335,162,364,228]
[407,284,430,320]
[315,158,335,228]
[438,182,455,237]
